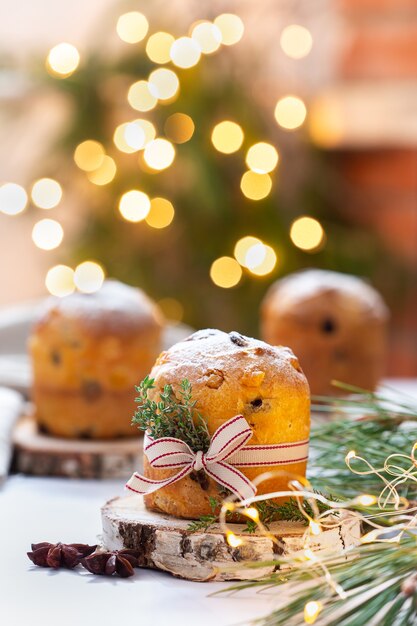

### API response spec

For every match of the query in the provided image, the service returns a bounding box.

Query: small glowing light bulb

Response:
[309,521,321,536]
[304,600,322,624]
[357,494,377,507]
[245,507,259,521]
[227,532,242,548]
[304,548,316,561]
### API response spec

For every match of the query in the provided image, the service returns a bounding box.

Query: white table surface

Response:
[0,476,278,626]
[2,378,417,626]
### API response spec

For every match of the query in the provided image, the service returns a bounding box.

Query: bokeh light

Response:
[32,219,64,250]
[164,113,195,144]
[45,265,75,297]
[240,171,272,200]
[143,138,175,170]
[245,242,267,269]
[113,123,138,153]
[191,22,222,54]
[245,142,279,174]
[214,14,244,46]
[234,236,262,266]
[210,256,242,288]
[116,12,148,44]
[0,183,28,216]
[290,216,325,251]
[123,122,146,150]
[211,121,244,154]
[157,297,183,324]
[170,37,201,69]
[308,95,344,148]
[146,32,175,64]
[246,244,277,276]
[74,140,105,171]
[114,119,156,153]
[87,156,117,185]
[74,261,105,293]
[31,178,63,209]
[132,119,156,145]
[145,197,175,229]
[119,190,151,222]
[127,80,157,112]
[274,96,307,130]
[46,43,80,77]
[148,68,179,101]
[280,24,313,59]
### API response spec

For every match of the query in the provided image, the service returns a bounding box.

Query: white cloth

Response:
[0,387,23,480]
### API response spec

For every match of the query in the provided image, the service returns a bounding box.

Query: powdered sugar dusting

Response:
[153,328,304,387]
[266,269,388,318]
[35,279,163,334]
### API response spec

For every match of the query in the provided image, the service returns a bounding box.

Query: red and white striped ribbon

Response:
[126,415,309,501]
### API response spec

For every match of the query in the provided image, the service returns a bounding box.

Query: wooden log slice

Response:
[102,495,361,582]
[13,415,143,479]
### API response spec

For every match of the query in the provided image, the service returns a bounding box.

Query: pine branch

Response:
[219,388,417,626]
[309,390,417,499]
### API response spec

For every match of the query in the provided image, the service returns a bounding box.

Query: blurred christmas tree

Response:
[32,4,406,335]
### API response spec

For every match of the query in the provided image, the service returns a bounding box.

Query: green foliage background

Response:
[37,14,408,335]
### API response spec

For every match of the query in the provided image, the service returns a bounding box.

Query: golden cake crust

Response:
[143,329,310,519]
[261,269,389,396]
[29,280,164,439]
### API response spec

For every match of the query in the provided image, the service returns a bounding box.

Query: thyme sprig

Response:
[132,376,210,453]
[187,498,219,532]
[187,494,333,533]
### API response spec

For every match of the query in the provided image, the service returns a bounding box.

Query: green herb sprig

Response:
[187,494,333,533]
[132,376,210,453]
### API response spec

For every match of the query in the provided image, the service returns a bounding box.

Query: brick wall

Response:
[327,0,417,375]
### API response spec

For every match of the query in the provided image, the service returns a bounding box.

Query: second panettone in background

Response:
[29,280,164,439]
[261,269,389,396]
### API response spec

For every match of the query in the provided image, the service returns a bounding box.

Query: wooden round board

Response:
[13,415,143,479]
[102,495,361,582]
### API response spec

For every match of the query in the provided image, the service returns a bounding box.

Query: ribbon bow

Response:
[126,415,309,501]
[126,415,255,500]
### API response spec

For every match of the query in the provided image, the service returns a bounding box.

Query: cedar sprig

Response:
[132,376,210,453]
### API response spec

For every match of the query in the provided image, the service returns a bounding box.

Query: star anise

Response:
[81,549,140,578]
[27,542,97,569]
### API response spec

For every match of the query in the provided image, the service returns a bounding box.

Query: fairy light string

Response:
[219,438,417,623]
